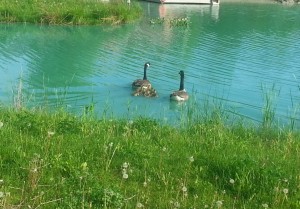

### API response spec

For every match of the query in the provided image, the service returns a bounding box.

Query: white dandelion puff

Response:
[143,181,147,187]
[283,188,288,194]
[47,131,55,137]
[136,202,144,208]
[123,173,128,179]
[182,186,187,192]
[229,178,235,184]
[122,168,127,174]
[174,201,180,208]
[108,142,113,147]
[216,200,223,208]
[123,162,129,169]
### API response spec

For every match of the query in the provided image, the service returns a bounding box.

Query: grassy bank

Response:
[0,107,299,208]
[0,0,142,25]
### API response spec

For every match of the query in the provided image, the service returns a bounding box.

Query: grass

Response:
[0,104,299,208]
[0,0,142,25]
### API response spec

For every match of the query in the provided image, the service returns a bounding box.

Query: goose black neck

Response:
[143,66,148,80]
[179,73,184,90]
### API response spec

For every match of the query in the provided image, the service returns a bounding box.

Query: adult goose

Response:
[132,62,151,89]
[170,70,189,101]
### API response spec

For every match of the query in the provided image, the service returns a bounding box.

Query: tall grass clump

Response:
[0,104,299,208]
[0,0,142,25]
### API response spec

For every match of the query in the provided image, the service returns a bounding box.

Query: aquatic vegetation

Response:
[169,17,190,27]
[0,0,142,25]
[149,17,165,25]
[149,17,190,27]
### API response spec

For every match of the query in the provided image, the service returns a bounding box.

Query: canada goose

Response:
[170,70,189,101]
[132,86,158,97]
[132,62,151,89]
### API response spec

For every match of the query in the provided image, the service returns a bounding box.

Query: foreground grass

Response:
[0,0,142,25]
[0,107,299,208]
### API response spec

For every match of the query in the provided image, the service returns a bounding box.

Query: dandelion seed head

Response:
[283,188,289,194]
[216,200,223,208]
[182,186,187,192]
[189,156,194,162]
[143,181,147,187]
[123,162,129,169]
[136,202,144,208]
[123,173,128,179]
[122,168,127,174]
[229,178,235,184]
[174,201,180,208]
[47,131,55,137]
[109,142,113,147]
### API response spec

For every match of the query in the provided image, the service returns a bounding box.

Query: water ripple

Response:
[1,3,300,126]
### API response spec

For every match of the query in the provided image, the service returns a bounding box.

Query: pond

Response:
[0,1,300,126]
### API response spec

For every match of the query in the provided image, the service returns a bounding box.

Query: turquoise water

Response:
[0,2,300,126]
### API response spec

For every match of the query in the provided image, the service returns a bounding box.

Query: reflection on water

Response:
[0,2,300,127]
[156,3,219,20]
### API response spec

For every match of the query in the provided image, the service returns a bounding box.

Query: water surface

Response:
[0,2,300,126]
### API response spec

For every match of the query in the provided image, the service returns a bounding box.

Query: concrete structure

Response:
[146,0,219,5]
